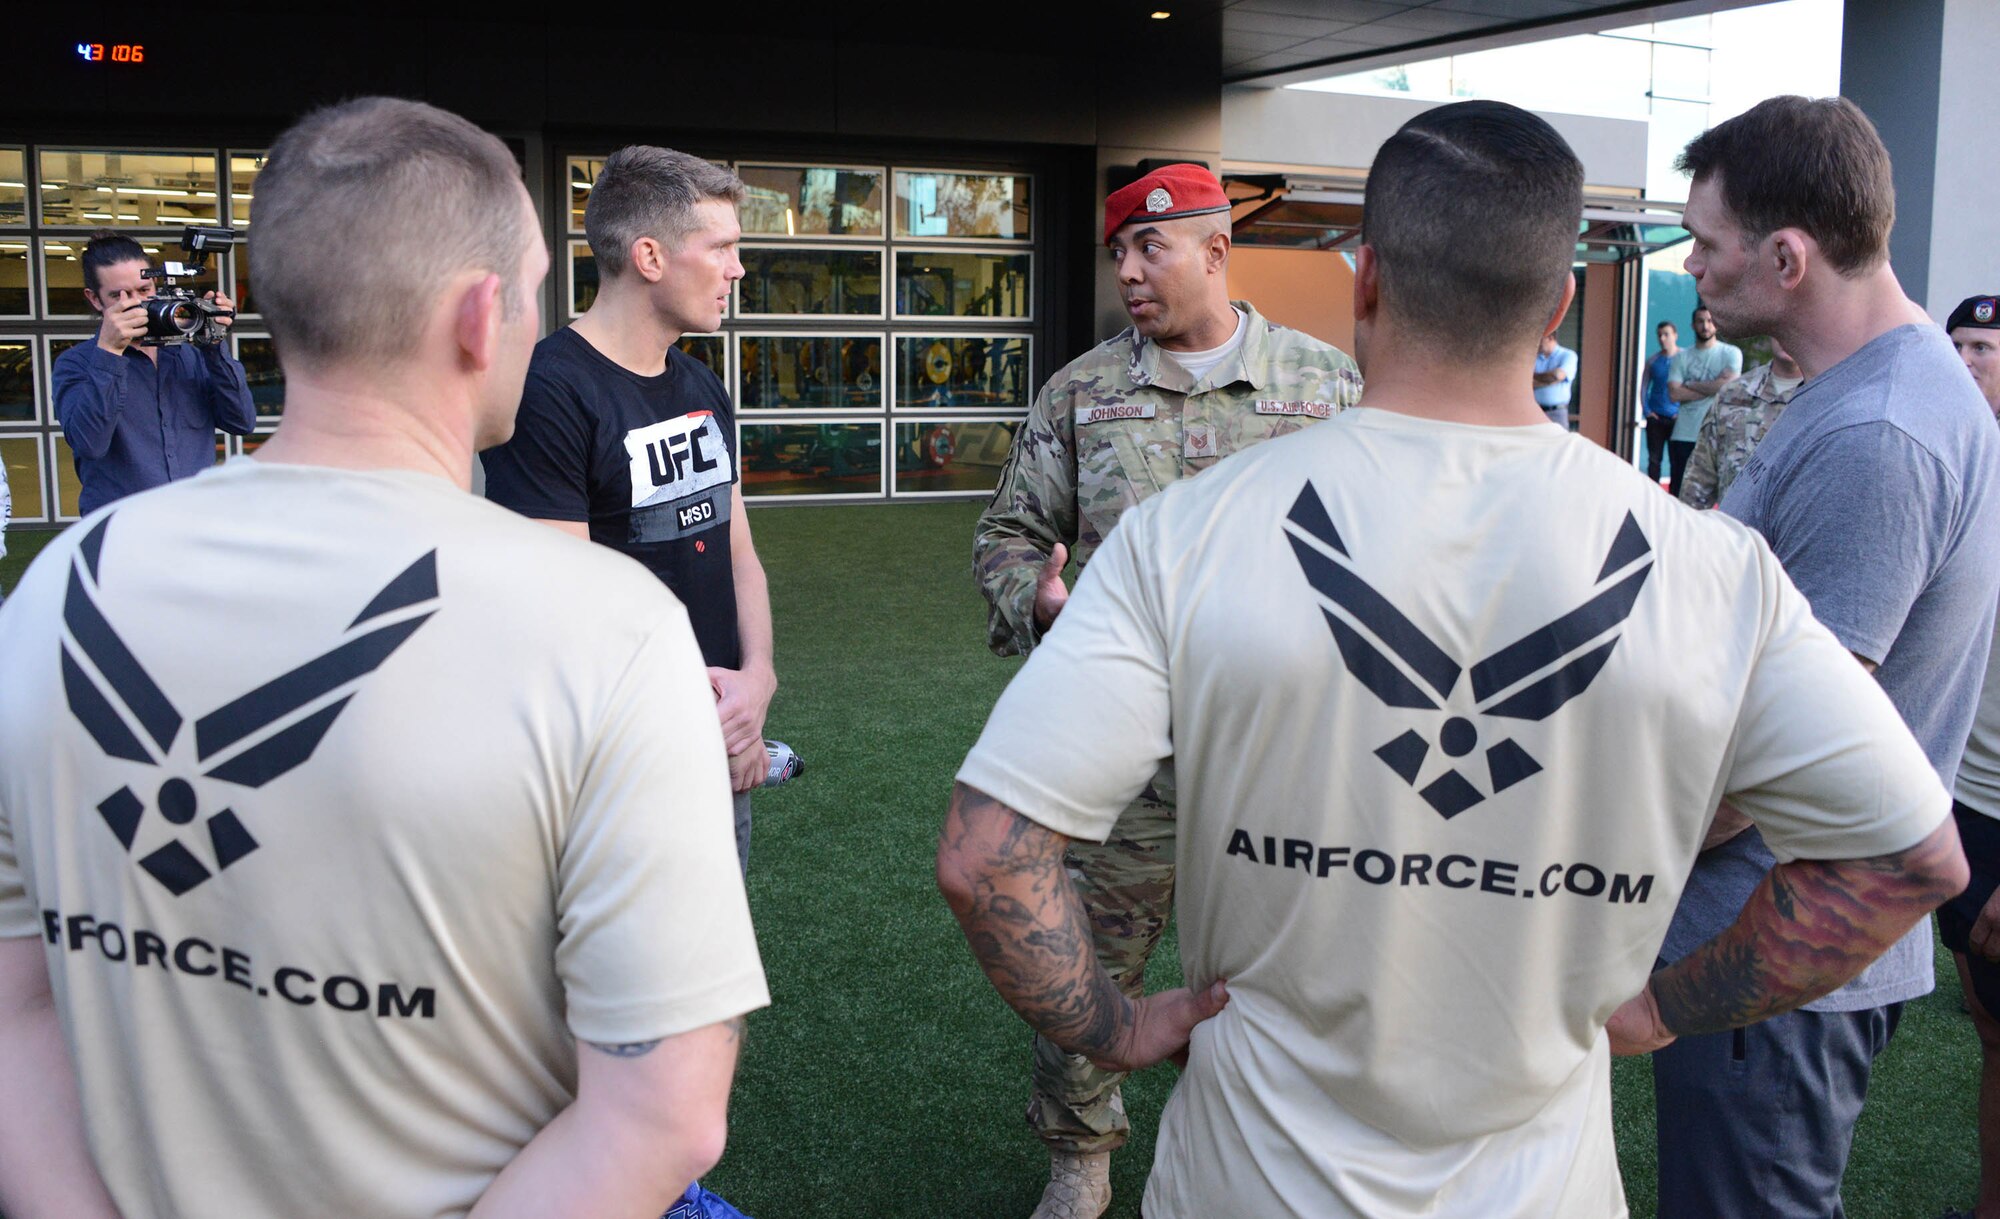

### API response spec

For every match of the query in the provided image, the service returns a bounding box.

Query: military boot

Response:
[1029,1150,1110,1219]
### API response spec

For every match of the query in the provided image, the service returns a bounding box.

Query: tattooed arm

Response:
[937,782,1228,1072]
[1608,819,1967,1053]
[468,1016,746,1218]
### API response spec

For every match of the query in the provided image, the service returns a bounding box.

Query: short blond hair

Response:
[250,97,533,369]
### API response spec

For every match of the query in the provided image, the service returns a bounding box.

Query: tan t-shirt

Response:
[958,408,1945,1219]
[0,460,769,1219]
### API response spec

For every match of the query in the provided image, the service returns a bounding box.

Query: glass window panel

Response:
[1646,99,1710,203]
[0,148,24,226]
[236,335,284,417]
[895,335,1031,410]
[571,241,598,315]
[738,335,882,411]
[738,248,882,316]
[893,419,1021,495]
[44,237,168,316]
[0,341,33,422]
[567,158,603,233]
[740,422,882,497]
[53,435,82,518]
[894,171,1030,240]
[230,244,255,316]
[1,435,45,520]
[1652,43,1710,101]
[677,334,726,382]
[739,166,884,238]
[228,152,264,228]
[1448,35,1649,118]
[1652,15,1712,47]
[895,251,1030,319]
[39,149,221,227]
[48,336,91,366]
[0,241,29,316]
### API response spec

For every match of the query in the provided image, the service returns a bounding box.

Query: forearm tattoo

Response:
[1652,824,1965,1037]
[941,783,1133,1059]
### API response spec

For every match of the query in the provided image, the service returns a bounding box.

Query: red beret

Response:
[1104,164,1231,244]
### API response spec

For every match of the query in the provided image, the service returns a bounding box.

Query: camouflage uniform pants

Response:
[1026,783,1175,1154]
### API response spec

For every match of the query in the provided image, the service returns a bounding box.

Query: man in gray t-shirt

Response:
[1654,96,2000,1218]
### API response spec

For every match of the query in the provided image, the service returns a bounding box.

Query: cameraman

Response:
[50,230,255,514]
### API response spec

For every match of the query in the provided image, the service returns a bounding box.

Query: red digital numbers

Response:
[75,41,143,64]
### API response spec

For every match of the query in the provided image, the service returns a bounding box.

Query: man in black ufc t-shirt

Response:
[483,147,775,899]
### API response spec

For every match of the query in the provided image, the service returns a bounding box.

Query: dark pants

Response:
[732,790,752,875]
[1653,996,1902,1218]
[1939,801,2000,1015]
[1644,416,1675,482]
[1667,439,1697,498]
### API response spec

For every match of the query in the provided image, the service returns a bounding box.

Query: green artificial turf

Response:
[0,503,1987,1216]
[0,528,57,599]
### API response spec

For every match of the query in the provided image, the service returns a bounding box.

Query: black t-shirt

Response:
[482,327,741,669]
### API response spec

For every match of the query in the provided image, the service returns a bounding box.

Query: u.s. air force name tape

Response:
[1255,399,1340,418]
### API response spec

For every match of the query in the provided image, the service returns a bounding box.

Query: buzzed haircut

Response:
[80,230,147,295]
[1362,100,1584,360]
[584,146,744,279]
[1658,321,1677,333]
[249,96,533,370]
[1675,96,1895,276]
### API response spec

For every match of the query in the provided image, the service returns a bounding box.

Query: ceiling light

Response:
[1151,9,1171,17]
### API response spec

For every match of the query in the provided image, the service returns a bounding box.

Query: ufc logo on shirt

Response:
[624,412,733,509]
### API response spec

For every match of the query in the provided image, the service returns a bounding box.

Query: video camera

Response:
[139,225,237,347]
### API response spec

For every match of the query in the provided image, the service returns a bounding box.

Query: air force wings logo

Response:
[1282,483,1653,819]
[60,516,439,896]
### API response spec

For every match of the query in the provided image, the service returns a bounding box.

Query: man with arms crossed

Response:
[1640,320,1679,484]
[0,98,766,1219]
[52,231,257,514]
[972,161,1360,1219]
[1933,293,2000,1219]
[1531,329,1577,428]
[1664,304,1741,497]
[483,146,775,882]
[1676,339,1804,511]
[1652,98,2000,1218]
[939,100,1966,1219]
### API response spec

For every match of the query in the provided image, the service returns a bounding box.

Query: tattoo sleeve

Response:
[1651,819,1967,1037]
[937,782,1133,1061]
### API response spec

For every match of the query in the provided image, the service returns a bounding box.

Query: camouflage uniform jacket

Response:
[1678,361,1801,510]
[974,301,1362,656]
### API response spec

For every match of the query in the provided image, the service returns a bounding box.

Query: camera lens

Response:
[143,294,199,339]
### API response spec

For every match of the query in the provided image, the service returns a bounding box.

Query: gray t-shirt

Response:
[1668,342,1744,442]
[1662,323,2000,1009]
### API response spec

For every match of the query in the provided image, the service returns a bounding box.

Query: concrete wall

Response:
[1221,86,1650,192]
[1841,0,1945,310]
[1925,0,2000,319]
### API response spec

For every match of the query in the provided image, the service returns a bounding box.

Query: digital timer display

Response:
[76,42,145,64]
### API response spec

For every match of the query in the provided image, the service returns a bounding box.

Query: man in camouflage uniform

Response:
[971,163,1362,1219]
[1677,339,1804,510]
